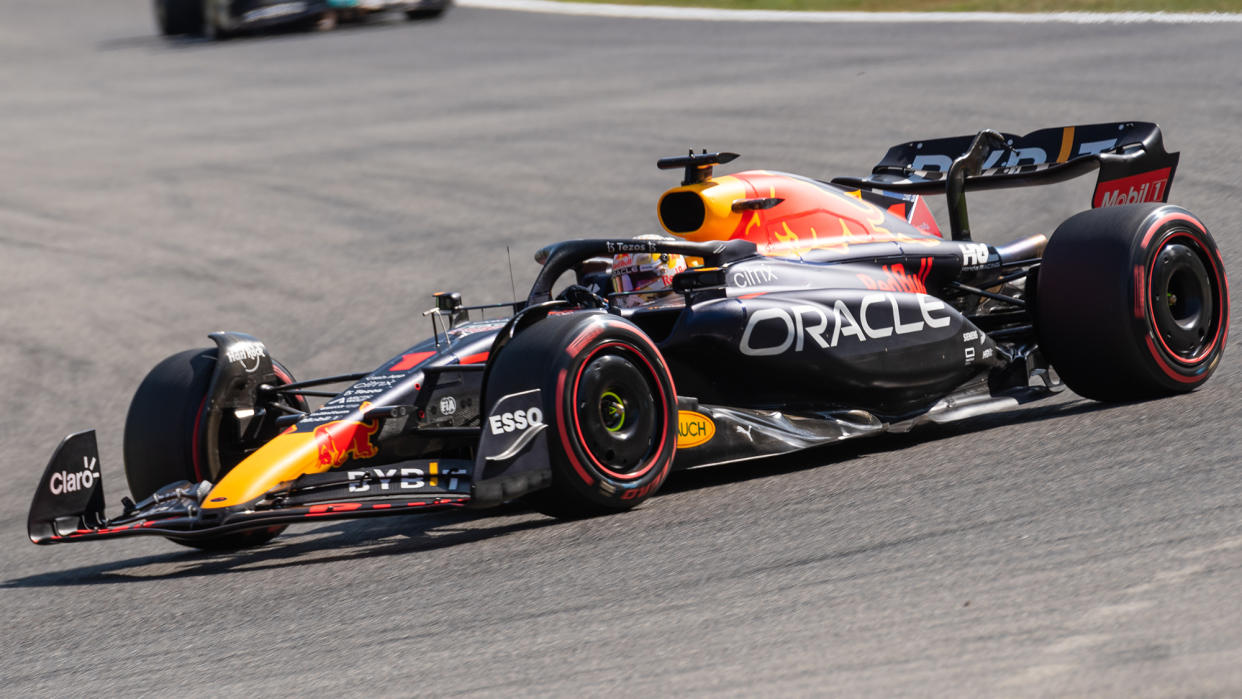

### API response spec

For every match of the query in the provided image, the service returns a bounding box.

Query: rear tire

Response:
[154,0,203,35]
[123,347,305,549]
[1035,203,1229,401]
[486,313,677,518]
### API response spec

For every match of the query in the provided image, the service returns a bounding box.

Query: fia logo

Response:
[439,396,457,416]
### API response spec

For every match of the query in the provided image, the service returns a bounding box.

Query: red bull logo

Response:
[314,418,380,468]
[857,258,933,294]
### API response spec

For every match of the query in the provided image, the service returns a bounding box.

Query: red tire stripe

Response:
[191,395,207,482]
[1143,228,1225,377]
[555,366,595,486]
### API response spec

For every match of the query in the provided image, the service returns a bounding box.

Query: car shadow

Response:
[5,394,1111,587]
[2,502,554,588]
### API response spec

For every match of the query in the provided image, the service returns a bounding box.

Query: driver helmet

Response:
[611,235,688,308]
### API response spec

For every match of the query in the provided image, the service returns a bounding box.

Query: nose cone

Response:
[201,431,321,508]
[657,177,749,242]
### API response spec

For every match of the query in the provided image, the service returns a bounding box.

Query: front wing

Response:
[28,431,471,545]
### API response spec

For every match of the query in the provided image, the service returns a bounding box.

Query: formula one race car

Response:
[155,0,451,39]
[29,121,1229,551]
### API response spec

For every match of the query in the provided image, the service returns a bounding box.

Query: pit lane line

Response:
[456,0,1242,23]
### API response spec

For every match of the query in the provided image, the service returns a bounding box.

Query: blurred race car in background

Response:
[27,121,1229,553]
[155,0,451,39]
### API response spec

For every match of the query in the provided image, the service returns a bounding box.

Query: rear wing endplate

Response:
[831,121,1179,240]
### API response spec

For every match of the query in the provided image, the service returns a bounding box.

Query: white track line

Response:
[457,0,1242,23]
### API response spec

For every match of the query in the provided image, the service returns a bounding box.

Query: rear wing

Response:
[831,121,1179,240]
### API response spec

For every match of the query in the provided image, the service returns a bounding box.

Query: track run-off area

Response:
[1,0,1240,694]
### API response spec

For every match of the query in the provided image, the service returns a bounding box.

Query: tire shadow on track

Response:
[4,394,1113,588]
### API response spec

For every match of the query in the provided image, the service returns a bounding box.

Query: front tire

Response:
[486,313,677,518]
[1035,203,1229,401]
[123,347,305,549]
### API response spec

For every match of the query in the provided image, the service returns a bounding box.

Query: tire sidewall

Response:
[549,316,677,508]
[123,348,216,500]
[1126,209,1229,390]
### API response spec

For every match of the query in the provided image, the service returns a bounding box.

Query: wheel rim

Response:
[573,351,659,477]
[1148,234,1220,362]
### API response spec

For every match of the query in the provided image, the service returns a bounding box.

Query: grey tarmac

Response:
[1,1,1239,695]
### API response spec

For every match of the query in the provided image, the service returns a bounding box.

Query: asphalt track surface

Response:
[2,1,1241,695]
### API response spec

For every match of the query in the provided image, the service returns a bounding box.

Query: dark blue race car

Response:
[155,0,451,39]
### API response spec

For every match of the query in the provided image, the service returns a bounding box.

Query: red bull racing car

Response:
[29,121,1229,551]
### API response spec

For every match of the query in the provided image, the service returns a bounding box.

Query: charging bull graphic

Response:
[314,417,380,468]
[857,258,934,294]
